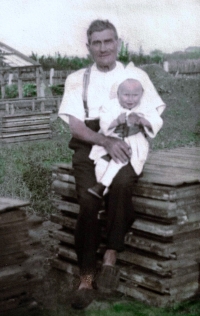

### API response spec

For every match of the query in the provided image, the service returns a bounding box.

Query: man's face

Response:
[87,29,118,70]
[118,80,143,110]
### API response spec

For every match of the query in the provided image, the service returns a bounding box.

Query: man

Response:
[59,20,165,309]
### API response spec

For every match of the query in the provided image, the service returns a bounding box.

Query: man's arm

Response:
[69,115,131,163]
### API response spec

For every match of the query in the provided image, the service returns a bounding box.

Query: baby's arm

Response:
[108,113,126,130]
[127,112,152,130]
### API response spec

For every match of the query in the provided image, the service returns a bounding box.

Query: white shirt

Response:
[58,62,124,123]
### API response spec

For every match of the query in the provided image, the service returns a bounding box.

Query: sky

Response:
[0,0,199,58]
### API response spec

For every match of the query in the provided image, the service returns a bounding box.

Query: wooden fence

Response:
[0,96,61,117]
[50,147,200,307]
[3,69,73,87]
[164,59,200,75]
[0,96,61,143]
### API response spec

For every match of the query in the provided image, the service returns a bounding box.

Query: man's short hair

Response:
[87,20,118,44]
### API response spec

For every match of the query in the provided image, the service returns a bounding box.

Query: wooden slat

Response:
[117,280,198,307]
[0,198,29,212]
[132,218,200,237]
[1,133,51,143]
[1,129,51,138]
[52,180,77,199]
[57,245,77,262]
[133,182,200,201]
[50,258,79,276]
[119,266,199,294]
[49,229,74,245]
[50,214,76,230]
[2,118,50,128]
[1,124,50,133]
[124,234,200,259]
[2,111,51,119]
[117,251,196,276]
[52,199,79,215]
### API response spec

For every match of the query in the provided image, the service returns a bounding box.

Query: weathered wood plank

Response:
[119,266,199,294]
[52,180,77,199]
[117,251,196,276]
[1,124,50,133]
[56,173,76,184]
[124,233,200,259]
[0,198,30,212]
[50,258,79,276]
[117,280,198,307]
[50,214,76,230]
[0,251,28,268]
[1,129,51,138]
[49,229,74,245]
[2,118,50,128]
[2,111,51,119]
[133,183,200,201]
[1,133,51,143]
[132,218,200,237]
[52,199,79,215]
[0,209,26,224]
[0,221,29,235]
[57,245,77,262]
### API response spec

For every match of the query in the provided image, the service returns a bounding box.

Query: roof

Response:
[0,41,40,69]
[141,146,200,186]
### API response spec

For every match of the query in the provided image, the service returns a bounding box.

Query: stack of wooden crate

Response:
[0,111,52,143]
[0,197,40,313]
[50,147,200,306]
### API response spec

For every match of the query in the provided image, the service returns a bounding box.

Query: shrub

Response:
[23,83,37,97]
[50,84,64,96]
[5,84,18,98]
[22,159,54,215]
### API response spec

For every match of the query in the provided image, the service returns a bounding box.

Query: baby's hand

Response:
[117,113,126,125]
[127,113,141,126]
[139,117,152,131]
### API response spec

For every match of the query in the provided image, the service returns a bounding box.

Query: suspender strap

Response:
[82,66,91,118]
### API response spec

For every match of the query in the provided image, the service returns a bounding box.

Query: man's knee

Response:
[112,163,137,188]
[78,191,101,218]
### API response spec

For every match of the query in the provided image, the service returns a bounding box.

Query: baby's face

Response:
[117,79,143,110]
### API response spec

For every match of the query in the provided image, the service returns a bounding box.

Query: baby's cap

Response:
[110,62,147,99]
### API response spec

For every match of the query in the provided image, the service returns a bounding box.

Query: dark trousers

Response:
[69,120,138,276]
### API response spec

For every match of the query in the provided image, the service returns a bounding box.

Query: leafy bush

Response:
[5,84,18,98]
[22,160,54,215]
[50,84,64,96]
[23,83,37,97]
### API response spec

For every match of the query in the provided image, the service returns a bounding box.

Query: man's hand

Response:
[104,137,131,163]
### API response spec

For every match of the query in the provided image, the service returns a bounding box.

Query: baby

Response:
[88,76,164,198]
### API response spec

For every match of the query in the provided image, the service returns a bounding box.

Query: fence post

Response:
[10,104,15,115]
[32,99,35,111]
[17,69,23,99]
[50,68,54,86]
[5,103,9,114]
[8,73,13,86]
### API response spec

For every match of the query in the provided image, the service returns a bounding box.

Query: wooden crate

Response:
[0,111,52,143]
[50,147,200,306]
[0,197,40,313]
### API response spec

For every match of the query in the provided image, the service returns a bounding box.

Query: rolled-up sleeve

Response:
[58,70,85,124]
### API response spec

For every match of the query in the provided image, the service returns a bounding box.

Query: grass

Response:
[0,118,73,216]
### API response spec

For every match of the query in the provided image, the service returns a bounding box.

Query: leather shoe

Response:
[71,288,96,309]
